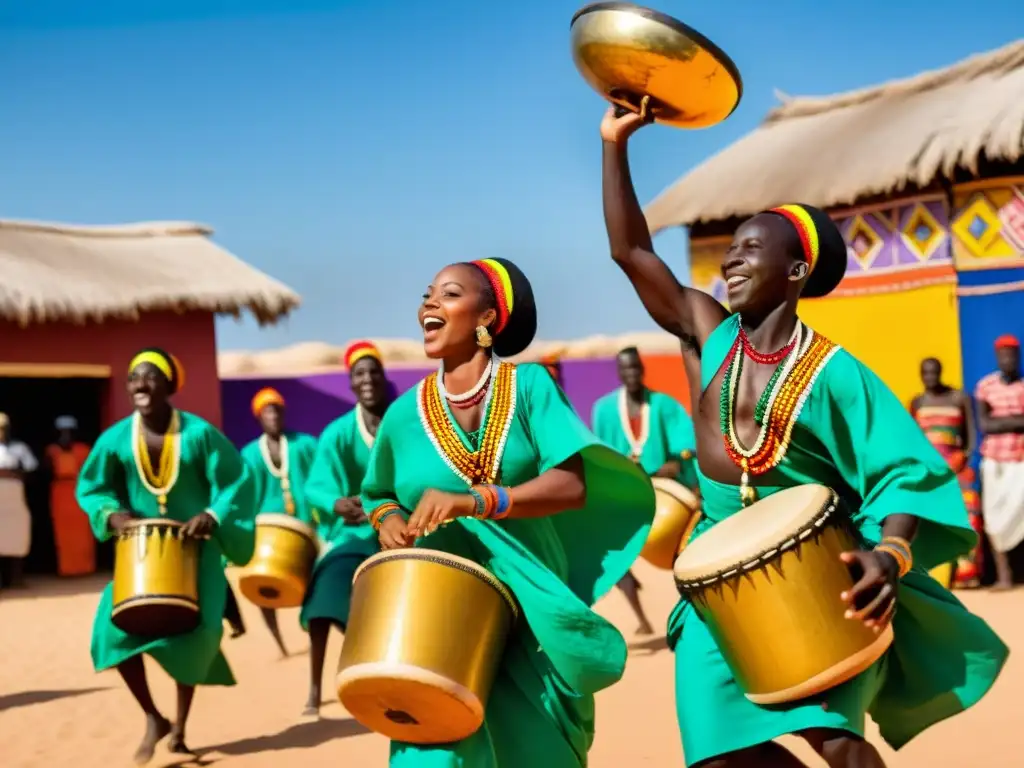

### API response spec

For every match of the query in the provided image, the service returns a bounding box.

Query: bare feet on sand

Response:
[167,730,196,756]
[134,714,171,765]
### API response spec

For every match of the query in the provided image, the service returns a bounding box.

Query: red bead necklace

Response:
[739,326,796,365]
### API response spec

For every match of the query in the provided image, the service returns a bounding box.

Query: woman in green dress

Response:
[298,340,387,717]
[76,349,256,765]
[239,386,319,658]
[592,345,698,635]
[361,258,656,767]
[601,107,1008,767]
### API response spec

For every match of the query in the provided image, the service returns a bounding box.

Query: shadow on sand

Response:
[201,717,370,758]
[627,635,669,656]
[0,686,108,712]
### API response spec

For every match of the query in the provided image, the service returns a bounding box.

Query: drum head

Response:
[673,484,834,582]
[121,518,183,533]
[256,513,316,539]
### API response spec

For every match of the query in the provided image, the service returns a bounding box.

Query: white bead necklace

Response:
[437,354,496,404]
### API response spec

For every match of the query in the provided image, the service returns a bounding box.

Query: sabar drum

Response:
[238,513,318,609]
[336,549,519,744]
[640,477,702,570]
[112,519,200,637]
[673,484,894,705]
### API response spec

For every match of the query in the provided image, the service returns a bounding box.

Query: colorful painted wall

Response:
[952,177,1024,398]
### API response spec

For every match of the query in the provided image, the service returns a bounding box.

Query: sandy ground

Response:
[1,562,1019,768]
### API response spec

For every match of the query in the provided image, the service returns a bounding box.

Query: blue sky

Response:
[1,1,1018,350]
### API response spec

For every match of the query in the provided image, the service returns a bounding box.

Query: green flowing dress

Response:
[361,362,656,767]
[670,315,1008,766]
[591,387,697,488]
[76,411,256,687]
[301,408,380,630]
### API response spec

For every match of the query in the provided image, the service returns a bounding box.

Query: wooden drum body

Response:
[112,519,200,637]
[238,513,318,609]
[640,477,702,570]
[336,549,518,744]
[673,485,893,705]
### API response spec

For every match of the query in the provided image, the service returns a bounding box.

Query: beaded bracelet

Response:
[370,502,402,532]
[469,484,513,520]
[874,537,913,578]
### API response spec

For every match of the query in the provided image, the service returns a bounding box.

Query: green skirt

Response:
[298,548,367,631]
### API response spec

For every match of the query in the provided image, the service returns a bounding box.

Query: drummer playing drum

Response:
[591,346,698,634]
[76,349,256,765]
[600,108,1007,767]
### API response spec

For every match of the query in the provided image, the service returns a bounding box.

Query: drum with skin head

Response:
[673,484,894,705]
[336,548,518,744]
[640,477,702,570]
[112,519,200,637]
[238,513,319,609]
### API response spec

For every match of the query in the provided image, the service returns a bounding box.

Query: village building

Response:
[645,40,1024,406]
[0,218,298,575]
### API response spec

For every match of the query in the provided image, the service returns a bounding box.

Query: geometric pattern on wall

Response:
[951,182,1024,270]
[835,198,951,276]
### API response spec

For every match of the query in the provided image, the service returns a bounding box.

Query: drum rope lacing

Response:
[358,550,520,620]
[675,491,848,591]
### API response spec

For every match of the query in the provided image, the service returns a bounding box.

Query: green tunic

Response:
[240,431,319,523]
[591,387,697,488]
[300,408,380,629]
[670,315,1008,765]
[361,362,656,767]
[77,411,256,687]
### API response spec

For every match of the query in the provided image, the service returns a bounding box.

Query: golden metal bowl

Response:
[570,2,742,128]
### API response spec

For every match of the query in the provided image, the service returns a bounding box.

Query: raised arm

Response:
[601,108,728,353]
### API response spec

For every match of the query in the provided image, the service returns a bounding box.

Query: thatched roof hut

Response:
[0,218,300,430]
[0,219,300,326]
[645,39,1024,232]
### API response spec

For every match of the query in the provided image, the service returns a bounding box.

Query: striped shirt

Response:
[975,372,1024,462]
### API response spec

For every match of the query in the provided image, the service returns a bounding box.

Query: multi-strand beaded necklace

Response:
[617,388,650,461]
[720,320,838,505]
[132,410,181,516]
[259,433,295,515]
[418,361,517,485]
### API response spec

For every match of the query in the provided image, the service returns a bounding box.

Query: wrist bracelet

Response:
[370,502,402,531]
[491,485,513,520]
[874,544,911,578]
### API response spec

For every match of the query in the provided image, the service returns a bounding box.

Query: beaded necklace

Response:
[259,433,295,515]
[617,387,650,461]
[355,404,376,449]
[720,321,838,504]
[131,410,181,516]
[438,355,495,407]
[418,361,517,485]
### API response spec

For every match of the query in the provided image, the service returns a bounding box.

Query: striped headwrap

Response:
[129,348,186,394]
[764,203,847,298]
[344,340,382,371]
[465,258,537,358]
[251,387,285,418]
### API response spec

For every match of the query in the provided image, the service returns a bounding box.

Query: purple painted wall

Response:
[220,358,622,448]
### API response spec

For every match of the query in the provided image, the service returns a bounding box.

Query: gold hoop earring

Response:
[475,325,493,348]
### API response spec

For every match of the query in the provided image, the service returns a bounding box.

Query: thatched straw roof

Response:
[0,219,300,326]
[218,332,683,377]
[645,40,1024,232]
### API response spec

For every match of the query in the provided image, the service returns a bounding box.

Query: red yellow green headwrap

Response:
[129,348,185,394]
[470,259,515,334]
[764,203,847,298]
[251,387,285,418]
[344,341,382,371]
[464,258,537,358]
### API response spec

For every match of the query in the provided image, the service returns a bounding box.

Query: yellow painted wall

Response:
[797,282,963,405]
